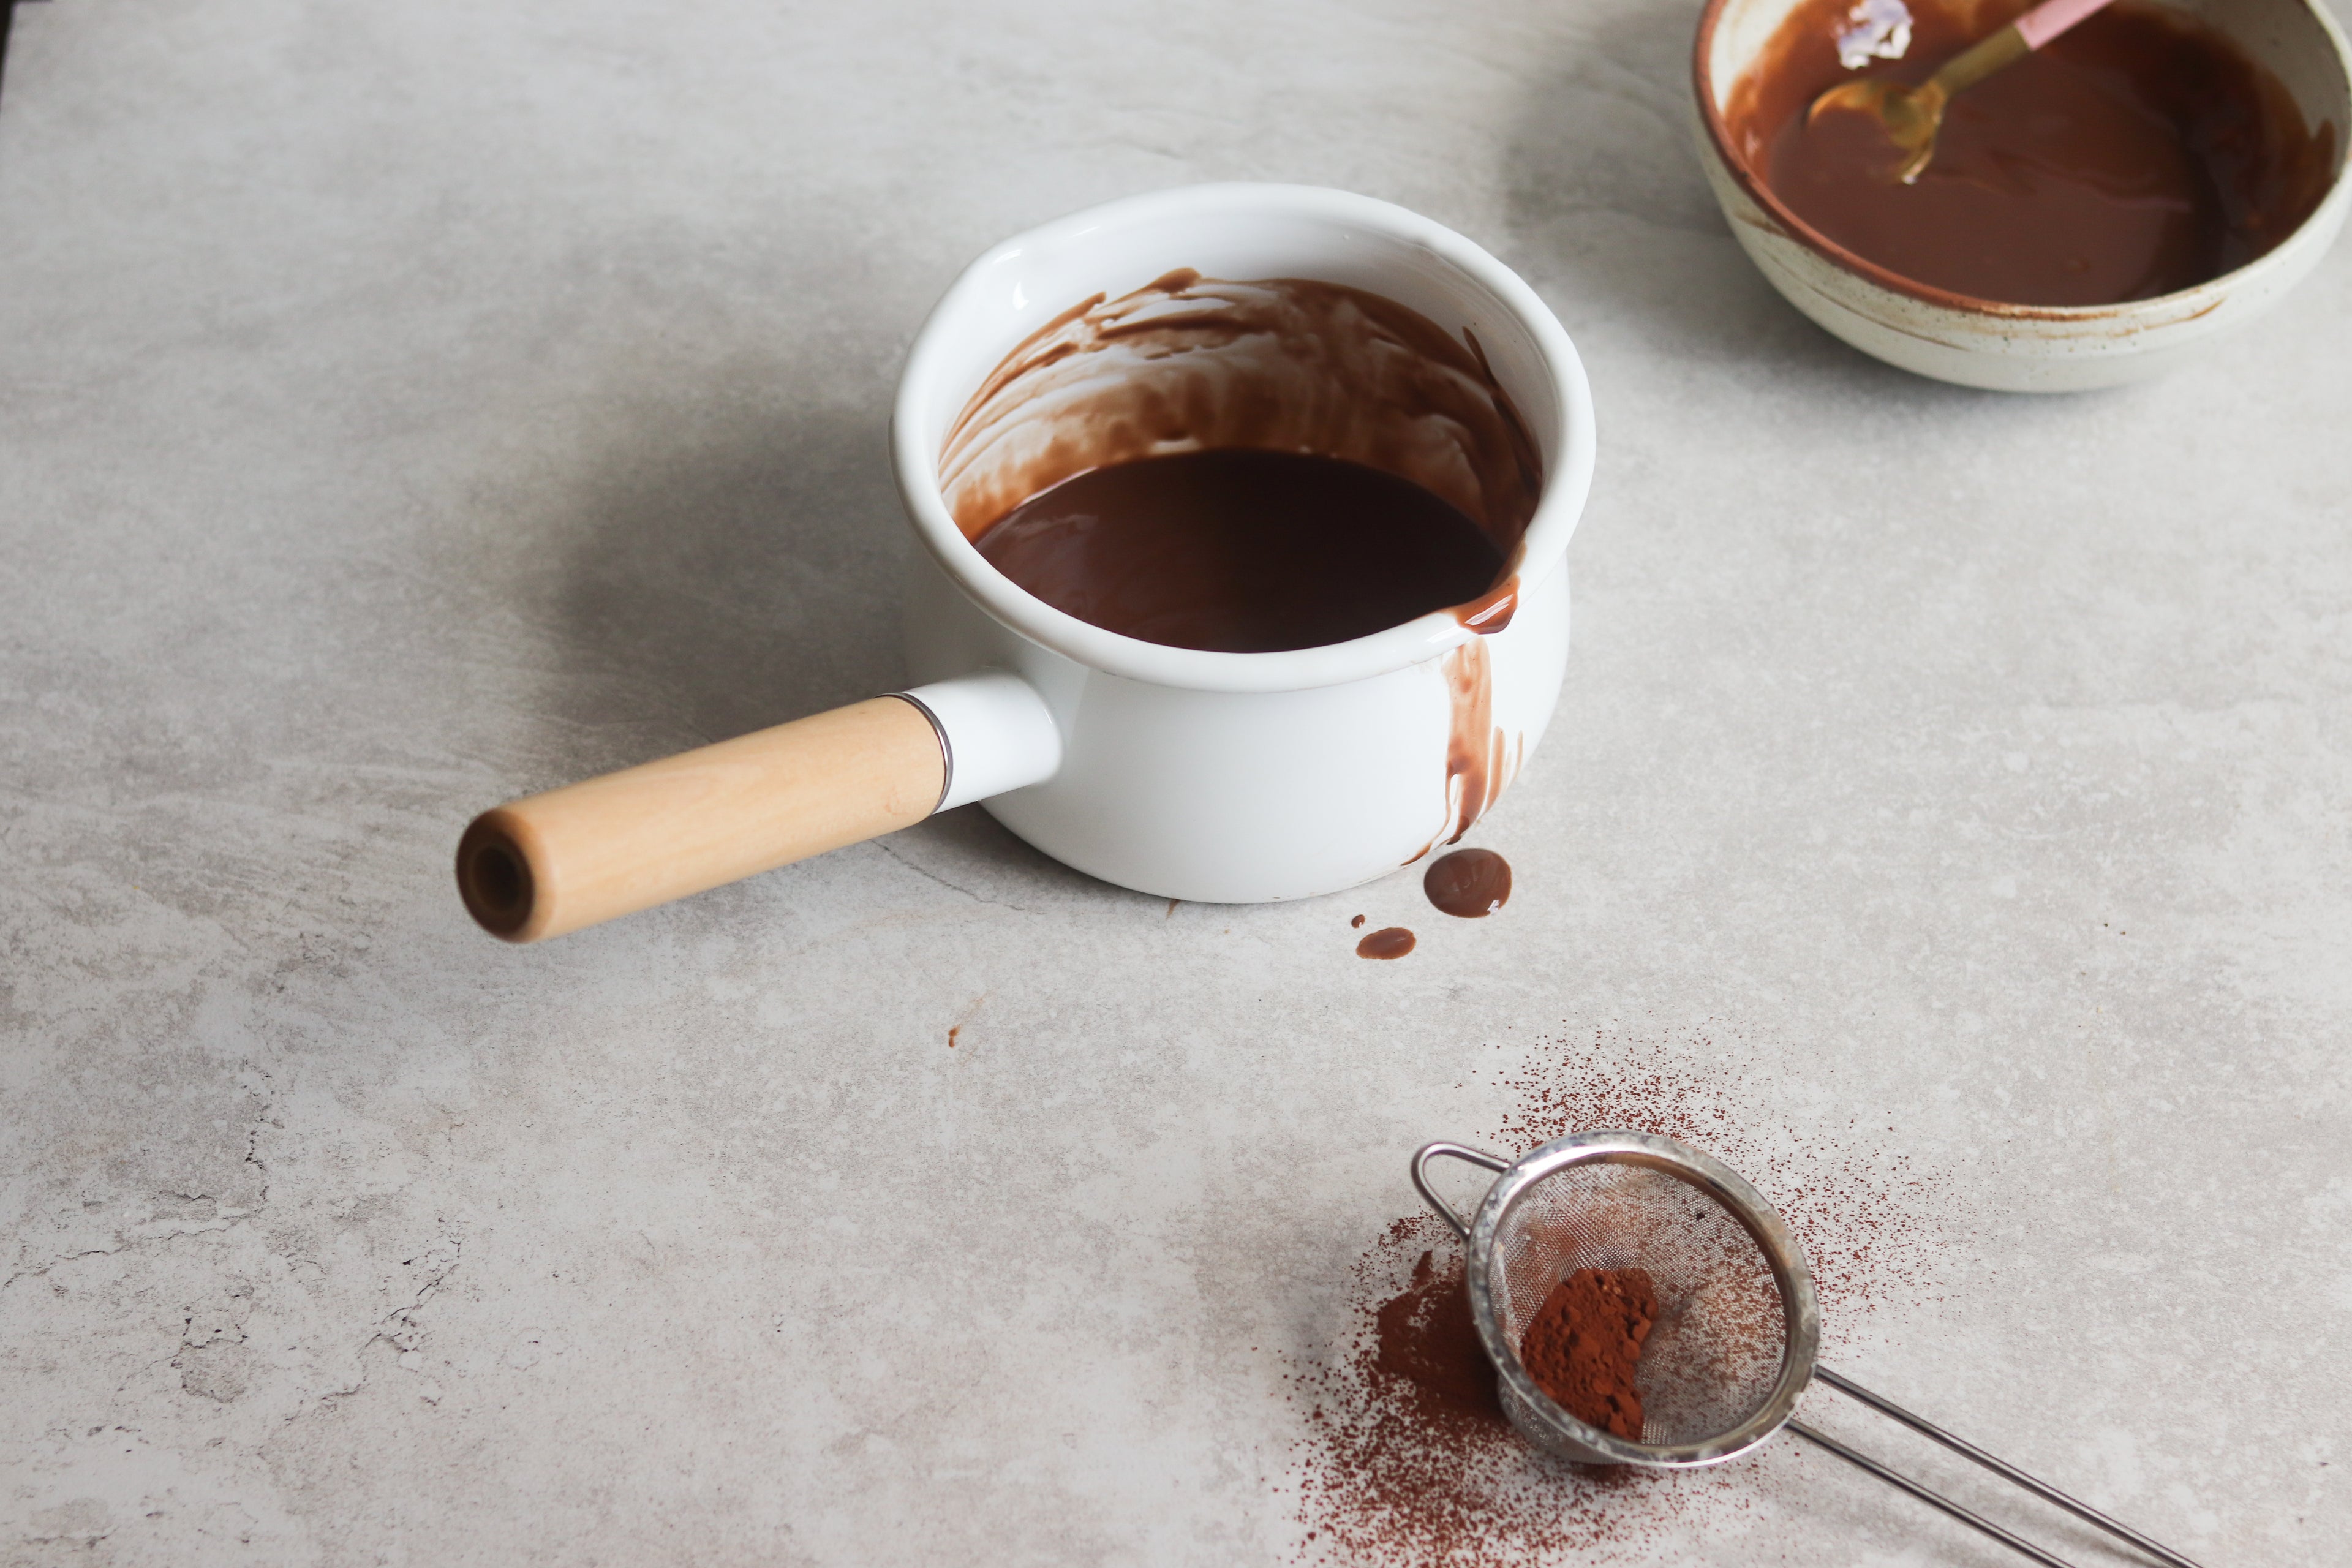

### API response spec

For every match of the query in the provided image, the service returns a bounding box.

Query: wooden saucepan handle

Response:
[457,696,946,943]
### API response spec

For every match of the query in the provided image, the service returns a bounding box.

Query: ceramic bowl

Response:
[1691,0,2352,391]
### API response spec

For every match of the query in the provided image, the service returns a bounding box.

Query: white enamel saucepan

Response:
[455,184,1595,941]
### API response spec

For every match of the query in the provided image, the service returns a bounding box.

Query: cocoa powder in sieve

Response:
[1518,1268,1657,1441]
[1292,1222,1674,1567]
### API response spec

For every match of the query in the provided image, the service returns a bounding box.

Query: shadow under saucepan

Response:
[535,379,1112,911]
[549,394,908,749]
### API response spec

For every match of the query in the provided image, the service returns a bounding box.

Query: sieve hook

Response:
[1409,1142,1509,1239]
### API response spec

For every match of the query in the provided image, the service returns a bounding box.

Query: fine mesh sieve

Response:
[1414,1132,1815,1468]
[1412,1133,2206,1568]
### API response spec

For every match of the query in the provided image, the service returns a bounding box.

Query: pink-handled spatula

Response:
[1807,0,2117,183]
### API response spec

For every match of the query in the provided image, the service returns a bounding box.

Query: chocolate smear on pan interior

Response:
[941,271,1542,554]
[949,271,1545,847]
[943,272,1544,652]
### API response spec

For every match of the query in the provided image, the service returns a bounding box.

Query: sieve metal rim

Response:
[1412,1131,1823,1469]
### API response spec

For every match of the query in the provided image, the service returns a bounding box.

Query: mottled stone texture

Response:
[2,1,2347,1563]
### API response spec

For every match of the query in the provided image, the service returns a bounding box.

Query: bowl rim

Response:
[1689,0,2352,321]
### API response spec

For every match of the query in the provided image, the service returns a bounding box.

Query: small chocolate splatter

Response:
[1357,927,1417,960]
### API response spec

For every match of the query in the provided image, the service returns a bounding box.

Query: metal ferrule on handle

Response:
[1926,22,2032,100]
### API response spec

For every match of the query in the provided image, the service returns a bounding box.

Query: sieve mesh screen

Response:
[1487,1160,1788,1450]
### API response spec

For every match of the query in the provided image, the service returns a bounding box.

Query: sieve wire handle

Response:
[1786,1420,2083,1568]
[1811,1368,2206,1568]
[1409,1142,1510,1240]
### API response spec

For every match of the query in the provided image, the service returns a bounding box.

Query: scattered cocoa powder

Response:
[1373,1248,1507,1433]
[1518,1268,1657,1441]
[1287,1017,1958,1566]
[1493,1020,1951,1330]
[1290,1219,1694,1566]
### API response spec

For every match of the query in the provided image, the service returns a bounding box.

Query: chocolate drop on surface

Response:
[1423,847,1512,918]
[1728,0,2335,306]
[974,450,1507,654]
[1357,926,1417,960]
[1350,914,1366,928]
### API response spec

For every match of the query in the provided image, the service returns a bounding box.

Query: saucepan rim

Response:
[889,181,1597,696]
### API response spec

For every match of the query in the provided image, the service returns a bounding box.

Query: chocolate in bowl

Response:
[1691,0,2352,390]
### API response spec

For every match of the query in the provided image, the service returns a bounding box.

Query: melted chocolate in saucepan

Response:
[977,450,1504,654]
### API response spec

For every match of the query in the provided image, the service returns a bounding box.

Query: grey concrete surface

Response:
[3,1,2347,1562]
